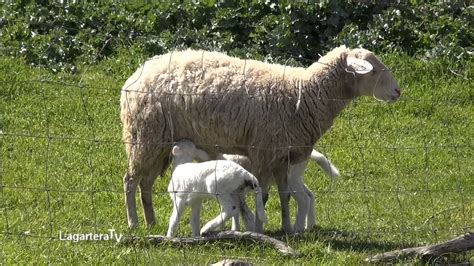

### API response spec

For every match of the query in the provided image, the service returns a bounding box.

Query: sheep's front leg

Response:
[288,160,310,233]
[166,197,185,237]
[276,178,293,234]
[190,201,202,237]
[200,195,237,235]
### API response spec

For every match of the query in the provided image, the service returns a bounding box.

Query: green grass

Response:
[1,53,473,264]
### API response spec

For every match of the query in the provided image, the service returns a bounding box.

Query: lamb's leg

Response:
[238,195,256,232]
[288,160,310,233]
[230,194,241,231]
[231,212,240,231]
[200,195,237,235]
[166,197,185,237]
[190,201,202,237]
[304,184,316,229]
[255,185,269,233]
[201,212,232,235]
[124,172,140,228]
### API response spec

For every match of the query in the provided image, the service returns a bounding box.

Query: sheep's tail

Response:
[310,150,340,181]
[244,175,267,224]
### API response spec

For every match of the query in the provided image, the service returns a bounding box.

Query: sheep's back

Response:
[120,49,333,170]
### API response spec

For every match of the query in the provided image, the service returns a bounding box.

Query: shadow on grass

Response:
[265,226,419,253]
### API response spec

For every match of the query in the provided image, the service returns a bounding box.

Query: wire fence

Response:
[1,19,473,264]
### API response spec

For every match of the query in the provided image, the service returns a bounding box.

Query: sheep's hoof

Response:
[291,231,304,237]
[145,221,156,229]
[200,230,217,237]
[127,221,139,229]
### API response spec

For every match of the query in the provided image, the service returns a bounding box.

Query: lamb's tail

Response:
[310,150,340,181]
[244,175,267,224]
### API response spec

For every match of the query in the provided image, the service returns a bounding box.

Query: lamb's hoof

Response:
[200,230,211,237]
[211,259,252,266]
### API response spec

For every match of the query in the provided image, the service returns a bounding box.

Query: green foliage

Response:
[2,1,470,73]
[336,2,473,60]
[0,0,473,72]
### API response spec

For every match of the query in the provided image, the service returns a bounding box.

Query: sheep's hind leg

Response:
[288,160,310,234]
[304,184,316,229]
[140,154,170,227]
[255,185,269,233]
[139,175,157,227]
[124,172,141,228]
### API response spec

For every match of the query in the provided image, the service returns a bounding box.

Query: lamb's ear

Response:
[171,145,182,156]
[347,57,373,74]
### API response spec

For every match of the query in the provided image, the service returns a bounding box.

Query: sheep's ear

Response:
[347,57,373,74]
[171,145,182,156]
[195,149,210,162]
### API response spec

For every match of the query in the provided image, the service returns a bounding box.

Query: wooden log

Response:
[367,231,474,263]
[120,230,299,257]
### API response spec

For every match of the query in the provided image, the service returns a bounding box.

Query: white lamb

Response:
[167,140,267,237]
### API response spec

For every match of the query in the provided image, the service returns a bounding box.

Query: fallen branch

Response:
[367,231,474,263]
[121,230,299,257]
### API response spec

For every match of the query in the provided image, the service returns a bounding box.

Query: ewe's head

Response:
[172,140,210,162]
[344,48,401,102]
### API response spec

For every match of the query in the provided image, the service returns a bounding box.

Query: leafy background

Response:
[0,1,472,72]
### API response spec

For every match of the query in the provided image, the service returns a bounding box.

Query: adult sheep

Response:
[120,45,401,232]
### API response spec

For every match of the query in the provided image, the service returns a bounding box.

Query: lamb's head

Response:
[172,140,210,163]
[344,48,401,103]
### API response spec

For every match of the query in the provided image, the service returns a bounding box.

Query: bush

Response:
[335,2,473,60]
[0,1,471,73]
